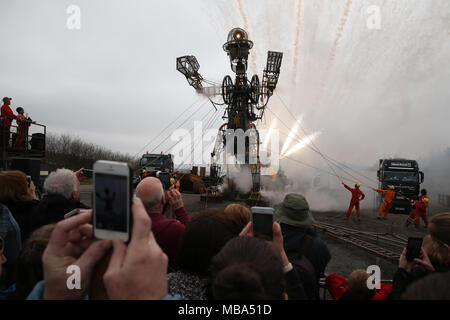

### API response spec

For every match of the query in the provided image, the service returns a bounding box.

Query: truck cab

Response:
[377,159,424,214]
[134,153,174,186]
[139,153,174,173]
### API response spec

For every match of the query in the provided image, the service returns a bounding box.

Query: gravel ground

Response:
[312,210,428,279]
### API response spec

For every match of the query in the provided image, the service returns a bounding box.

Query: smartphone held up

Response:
[406,237,423,262]
[93,160,132,242]
[251,206,274,241]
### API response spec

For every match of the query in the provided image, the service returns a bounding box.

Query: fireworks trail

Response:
[264,0,272,48]
[330,0,353,60]
[291,0,303,88]
[263,119,277,150]
[280,119,300,155]
[236,0,258,74]
[312,0,353,110]
[281,132,320,159]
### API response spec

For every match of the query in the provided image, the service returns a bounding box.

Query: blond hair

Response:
[347,269,374,300]
[222,204,251,233]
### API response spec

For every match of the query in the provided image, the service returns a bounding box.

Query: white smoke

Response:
[203,0,450,211]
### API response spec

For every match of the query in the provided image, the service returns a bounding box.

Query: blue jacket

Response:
[0,283,16,300]
[0,203,22,264]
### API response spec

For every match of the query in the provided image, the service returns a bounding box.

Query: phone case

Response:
[406,238,423,261]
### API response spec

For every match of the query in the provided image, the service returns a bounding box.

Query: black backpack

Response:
[286,234,318,300]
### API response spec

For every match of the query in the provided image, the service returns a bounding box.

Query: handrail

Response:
[1,115,46,160]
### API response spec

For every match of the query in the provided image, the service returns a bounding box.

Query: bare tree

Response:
[45,133,139,171]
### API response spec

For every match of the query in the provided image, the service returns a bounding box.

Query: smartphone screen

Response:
[252,207,274,241]
[406,237,423,262]
[94,172,128,233]
[159,172,171,190]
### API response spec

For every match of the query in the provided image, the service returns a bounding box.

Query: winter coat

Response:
[29,194,89,232]
[281,222,331,279]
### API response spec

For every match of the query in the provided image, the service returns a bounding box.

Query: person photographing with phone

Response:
[390,212,450,299]
[29,168,89,233]
[210,219,307,300]
[135,176,190,269]
[27,198,172,300]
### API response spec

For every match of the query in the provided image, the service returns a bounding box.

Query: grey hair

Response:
[43,168,77,199]
[141,182,164,212]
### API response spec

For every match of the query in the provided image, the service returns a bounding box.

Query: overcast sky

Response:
[1,0,449,179]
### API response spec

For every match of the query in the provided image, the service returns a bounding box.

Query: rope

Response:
[163,104,215,156]
[132,96,204,159]
[145,99,210,156]
[274,126,378,190]
[265,107,344,183]
[174,105,226,171]
[272,93,378,187]
[274,93,344,183]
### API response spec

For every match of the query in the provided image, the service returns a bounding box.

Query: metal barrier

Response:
[1,116,46,157]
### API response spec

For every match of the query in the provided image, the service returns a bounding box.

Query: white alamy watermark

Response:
[170,121,280,175]
[366,265,381,290]
[366,5,381,30]
[66,5,81,30]
[66,264,81,290]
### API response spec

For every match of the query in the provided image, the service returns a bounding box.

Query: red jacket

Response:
[326,273,392,300]
[149,206,190,266]
[344,184,365,202]
[412,200,427,214]
[1,104,16,127]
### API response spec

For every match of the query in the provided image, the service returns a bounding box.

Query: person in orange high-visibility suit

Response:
[14,107,34,149]
[343,182,365,220]
[375,185,396,219]
[406,197,429,228]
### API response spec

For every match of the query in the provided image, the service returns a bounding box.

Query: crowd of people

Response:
[0,167,449,300]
